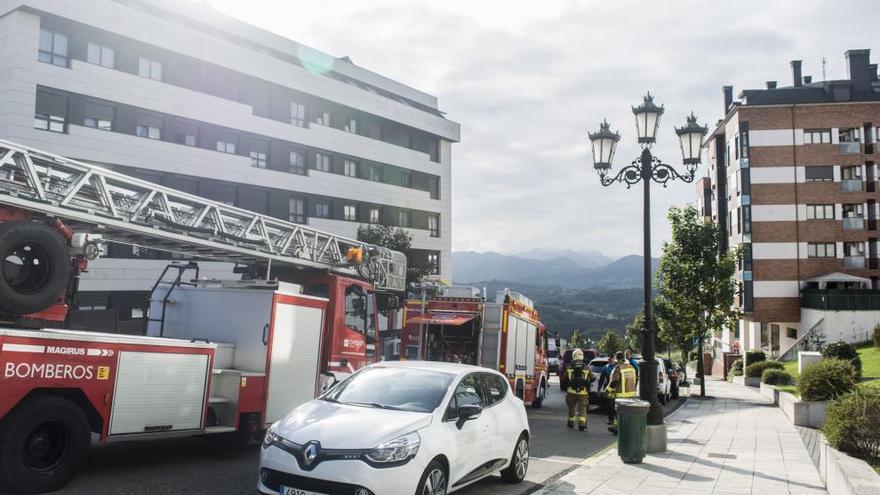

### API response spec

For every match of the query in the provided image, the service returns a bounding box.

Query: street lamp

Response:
[587,93,707,436]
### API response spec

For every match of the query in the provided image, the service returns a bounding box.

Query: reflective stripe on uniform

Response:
[618,367,637,398]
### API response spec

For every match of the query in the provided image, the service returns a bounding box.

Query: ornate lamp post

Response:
[588,94,707,430]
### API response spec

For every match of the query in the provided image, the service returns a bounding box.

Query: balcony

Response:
[843,217,865,230]
[802,289,880,310]
[843,255,866,269]
[839,142,862,154]
[840,179,863,192]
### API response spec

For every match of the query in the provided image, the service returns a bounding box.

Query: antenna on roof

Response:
[821,56,827,80]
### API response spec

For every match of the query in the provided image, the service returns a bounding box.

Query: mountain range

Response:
[452,250,658,289]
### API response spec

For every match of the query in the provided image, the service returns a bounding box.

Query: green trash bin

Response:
[616,398,649,463]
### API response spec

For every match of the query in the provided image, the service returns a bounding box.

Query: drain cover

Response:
[707,453,737,459]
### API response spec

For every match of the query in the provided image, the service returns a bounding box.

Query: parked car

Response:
[259,361,531,495]
[557,348,598,390]
[587,357,611,406]
[663,358,680,399]
[548,348,561,373]
[655,357,671,404]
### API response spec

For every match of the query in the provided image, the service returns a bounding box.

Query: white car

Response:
[655,357,671,404]
[258,361,531,495]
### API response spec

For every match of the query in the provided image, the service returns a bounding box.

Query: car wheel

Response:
[500,434,529,483]
[416,460,447,495]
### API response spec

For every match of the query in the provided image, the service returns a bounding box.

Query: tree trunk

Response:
[697,335,706,397]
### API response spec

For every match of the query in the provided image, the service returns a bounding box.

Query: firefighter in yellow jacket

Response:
[560,349,594,431]
[606,350,638,435]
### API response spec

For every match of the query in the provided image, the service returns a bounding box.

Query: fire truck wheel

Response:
[0,221,71,315]
[0,396,91,494]
[531,383,545,409]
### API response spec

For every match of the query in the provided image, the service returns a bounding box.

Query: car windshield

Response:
[589,360,608,372]
[322,367,454,413]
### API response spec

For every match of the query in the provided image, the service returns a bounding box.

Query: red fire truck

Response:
[402,286,549,408]
[0,141,406,493]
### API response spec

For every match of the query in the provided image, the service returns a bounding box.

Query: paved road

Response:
[18,377,682,495]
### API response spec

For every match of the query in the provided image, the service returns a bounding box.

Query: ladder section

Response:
[0,140,406,291]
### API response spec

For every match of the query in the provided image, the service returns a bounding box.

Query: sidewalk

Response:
[536,378,826,495]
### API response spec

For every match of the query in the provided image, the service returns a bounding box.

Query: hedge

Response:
[761,369,792,385]
[822,387,880,466]
[744,360,783,378]
[745,349,766,365]
[797,359,857,402]
[821,341,862,379]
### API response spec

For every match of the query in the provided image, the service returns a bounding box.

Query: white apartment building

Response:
[0,0,459,332]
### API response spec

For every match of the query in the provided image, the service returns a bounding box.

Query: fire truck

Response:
[402,286,549,408]
[0,141,406,493]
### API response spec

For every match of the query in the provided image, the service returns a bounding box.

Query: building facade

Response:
[701,50,880,359]
[0,0,459,332]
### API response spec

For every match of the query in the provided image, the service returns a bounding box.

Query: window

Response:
[344,159,358,177]
[84,117,111,130]
[177,133,197,146]
[787,328,798,339]
[289,197,306,223]
[843,204,863,218]
[428,215,439,237]
[839,128,861,143]
[86,42,114,68]
[367,165,382,182]
[216,140,236,154]
[806,204,835,220]
[290,101,306,127]
[844,241,865,256]
[842,165,862,180]
[345,118,358,134]
[38,29,68,67]
[428,252,440,274]
[250,151,267,168]
[138,57,162,81]
[445,374,484,420]
[479,373,507,406]
[805,166,833,182]
[314,111,331,126]
[807,242,836,258]
[289,150,307,175]
[428,176,440,200]
[82,101,114,131]
[803,129,832,144]
[314,201,331,218]
[398,211,411,228]
[34,113,65,133]
[344,285,368,334]
[369,207,381,224]
[34,89,67,133]
[135,124,160,140]
[315,153,331,172]
[400,170,412,188]
[741,131,750,159]
[344,204,358,221]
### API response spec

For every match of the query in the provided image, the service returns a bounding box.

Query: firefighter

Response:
[606,350,638,435]
[560,349,594,431]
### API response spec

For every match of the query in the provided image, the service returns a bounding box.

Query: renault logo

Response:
[302,441,320,467]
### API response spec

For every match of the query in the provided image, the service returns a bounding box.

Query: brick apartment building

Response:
[699,49,880,361]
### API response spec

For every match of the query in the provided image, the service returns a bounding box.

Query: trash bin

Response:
[616,398,649,463]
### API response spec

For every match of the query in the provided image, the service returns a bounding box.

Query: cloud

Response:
[207,0,880,257]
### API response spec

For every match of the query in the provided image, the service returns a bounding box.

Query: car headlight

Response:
[363,432,420,465]
[263,424,282,449]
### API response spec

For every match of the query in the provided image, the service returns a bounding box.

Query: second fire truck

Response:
[402,286,549,408]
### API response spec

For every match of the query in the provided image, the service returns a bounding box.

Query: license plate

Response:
[280,486,324,495]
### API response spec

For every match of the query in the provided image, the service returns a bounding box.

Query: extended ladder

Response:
[0,140,407,291]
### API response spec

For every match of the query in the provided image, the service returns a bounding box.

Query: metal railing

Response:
[840,179,863,192]
[801,289,880,310]
[776,318,824,362]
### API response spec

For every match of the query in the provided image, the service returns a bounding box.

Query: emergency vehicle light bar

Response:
[0,140,406,291]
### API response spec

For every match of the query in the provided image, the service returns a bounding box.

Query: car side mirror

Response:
[455,404,482,429]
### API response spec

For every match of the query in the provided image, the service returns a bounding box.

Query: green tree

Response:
[357,224,435,287]
[598,330,625,356]
[569,329,584,349]
[654,205,740,397]
[624,310,668,354]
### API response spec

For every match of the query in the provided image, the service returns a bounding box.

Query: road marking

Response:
[2,343,45,353]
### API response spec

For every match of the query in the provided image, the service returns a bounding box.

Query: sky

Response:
[205,0,880,258]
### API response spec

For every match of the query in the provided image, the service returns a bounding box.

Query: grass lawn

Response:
[776,343,880,395]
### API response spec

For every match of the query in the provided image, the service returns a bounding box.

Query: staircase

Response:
[776,318,825,362]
